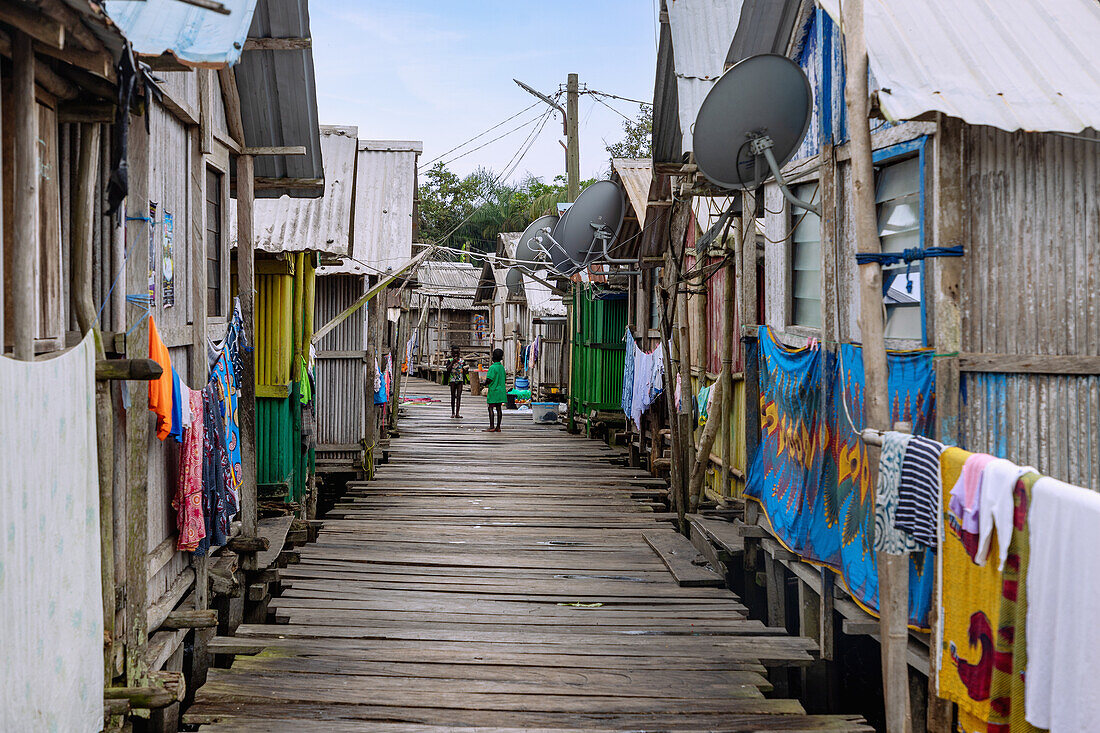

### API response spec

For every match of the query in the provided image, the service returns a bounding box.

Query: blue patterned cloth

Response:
[744,326,937,628]
[873,431,920,554]
[621,329,635,419]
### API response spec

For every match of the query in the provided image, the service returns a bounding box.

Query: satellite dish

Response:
[505,267,525,297]
[515,214,558,267]
[693,54,813,193]
[543,180,626,275]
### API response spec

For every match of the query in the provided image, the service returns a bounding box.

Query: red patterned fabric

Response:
[173,389,206,552]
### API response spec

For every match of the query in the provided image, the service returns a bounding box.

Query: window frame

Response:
[872,135,929,344]
[205,165,225,319]
[787,179,823,330]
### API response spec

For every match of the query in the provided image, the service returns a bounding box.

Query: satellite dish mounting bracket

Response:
[749,134,820,216]
[534,228,585,275]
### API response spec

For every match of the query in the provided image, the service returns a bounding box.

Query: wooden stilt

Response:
[236,152,258,570]
[12,32,37,361]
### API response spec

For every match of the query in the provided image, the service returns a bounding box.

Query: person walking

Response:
[483,348,506,432]
[444,347,467,419]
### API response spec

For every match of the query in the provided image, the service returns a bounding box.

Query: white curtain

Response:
[0,332,103,731]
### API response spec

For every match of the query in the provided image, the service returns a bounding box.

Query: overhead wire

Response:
[417,101,541,171]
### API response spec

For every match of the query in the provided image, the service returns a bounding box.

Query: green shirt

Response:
[485,362,507,404]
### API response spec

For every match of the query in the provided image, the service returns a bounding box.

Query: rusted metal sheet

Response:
[253,126,358,256]
[961,372,1100,491]
[612,159,653,226]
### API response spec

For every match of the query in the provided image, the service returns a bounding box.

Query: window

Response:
[875,156,922,340]
[205,168,223,317]
[789,182,822,328]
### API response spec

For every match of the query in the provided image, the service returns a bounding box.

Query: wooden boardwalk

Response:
[186,378,870,732]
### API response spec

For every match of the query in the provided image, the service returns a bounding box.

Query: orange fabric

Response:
[148,319,174,440]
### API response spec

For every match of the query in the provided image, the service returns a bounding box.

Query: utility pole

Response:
[843,1,911,731]
[566,73,580,201]
[514,74,581,201]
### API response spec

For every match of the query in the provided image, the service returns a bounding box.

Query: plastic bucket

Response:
[531,402,558,424]
[515,377,530,390]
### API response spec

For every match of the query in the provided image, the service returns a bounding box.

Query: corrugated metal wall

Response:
[256,273,294,386]
[571,290,627,413]
[958,126,1100,489]
[314,275,366,453]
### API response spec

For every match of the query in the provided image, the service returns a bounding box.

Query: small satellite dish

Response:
[515,214,558,267]
[505,267,525,297]
[693,54,813,193]
[543,180,626,275]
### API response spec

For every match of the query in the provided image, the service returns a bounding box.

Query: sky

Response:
[308,1,659,185]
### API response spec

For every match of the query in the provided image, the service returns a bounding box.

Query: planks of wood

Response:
[643,531,725,587]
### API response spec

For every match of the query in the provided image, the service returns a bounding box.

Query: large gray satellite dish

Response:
[693,54,816,214]
[515,214,558,267]
[542,180,626,275]
[505,267,525,297]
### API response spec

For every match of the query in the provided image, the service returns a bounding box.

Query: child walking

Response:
[444,347,467,419]
[483,348,506,432]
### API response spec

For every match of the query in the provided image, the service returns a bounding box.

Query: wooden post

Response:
[363,279,378,471]
[842,2,911,730]
[236,153,258,570]
[927,113,964,733]
[71,124,115,678]
[688,368,725,507]
[720,232,736,497]
[740,191,760,525]
[12,32,37,360]
[388,294,409,435]
[124,111,151,687]
[566,73,580,201]
[189,123,209,611]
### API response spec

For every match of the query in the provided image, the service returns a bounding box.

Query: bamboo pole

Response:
[689,368,726,506]
[842,2,910,730]
[12,32,37,360]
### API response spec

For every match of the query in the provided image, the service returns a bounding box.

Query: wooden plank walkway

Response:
[186,378,870,731]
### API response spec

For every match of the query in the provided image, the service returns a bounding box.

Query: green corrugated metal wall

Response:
[570,288,627,414]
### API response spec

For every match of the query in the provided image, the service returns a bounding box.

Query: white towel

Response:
[974,458,1035,570]
[1025,476,1100,731]
[0,333,103,731]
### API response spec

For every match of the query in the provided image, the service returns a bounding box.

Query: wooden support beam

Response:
[217,67,245,146]
[2,4,64,48]
[58,101,113,123]
[147,568,195,632]
[163,609,218,629]
[243,36,312,51]
[96,358,163,381]
[11,33,37,361]
[252,176,324,191]
[177,0,230,14]
[243,145,307,156]
[958,352,1100,375]
[237,153,258,571]
[226,535,270,553]
[34,40,113,81]
[104,686,175,710]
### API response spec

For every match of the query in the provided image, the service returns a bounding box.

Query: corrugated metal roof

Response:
[652,0,683,165]
[236,0,323,199]
[411,261,483,311]
[246,125,357,254]
[324,140,423,276]
[612,159,653,226]
[103,0,257,67]
[667,0,743,153]
[726,0,802,64]
[819,0,1100,133]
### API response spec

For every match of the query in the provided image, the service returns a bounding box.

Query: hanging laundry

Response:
[937,447,1004,733]
[895,435,944,548]
[628,341,664,431]
[297,354,312,404]
[0,333,103,731]
[195,384,237,556]
[987,472,1042,733]
[168,367,185,443]
[1024,476,1100,733]
[374,359,388,405]
[209,348,242,502]
[950,452,997,542]
[696,382,713,427]
[174,389,206,552]
[148,318,174,440]
[621,329,636,420]
[873,431,920,554]
[975,458,1035,570]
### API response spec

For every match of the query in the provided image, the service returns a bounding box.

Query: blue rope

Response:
[124,293,151,336]
[854,246,964,292]
[94,215,155,326]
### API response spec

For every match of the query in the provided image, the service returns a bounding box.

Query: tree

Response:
[605,104,652,164]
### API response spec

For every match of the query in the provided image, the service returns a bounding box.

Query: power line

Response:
[586,88,650,106]
[427,109,548,171]
[417,101,540,171]
[591,93,632,122]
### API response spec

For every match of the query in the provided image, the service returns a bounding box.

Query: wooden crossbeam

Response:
[243,37,312,51]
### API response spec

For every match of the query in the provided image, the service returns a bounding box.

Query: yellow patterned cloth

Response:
[937,447,1004,733]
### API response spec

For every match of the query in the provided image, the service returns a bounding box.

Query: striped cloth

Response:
[895,435,944,547]
[873,431,920,554]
